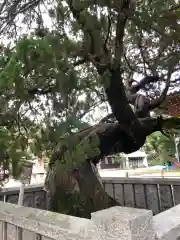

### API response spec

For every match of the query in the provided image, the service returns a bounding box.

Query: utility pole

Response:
[174,135,180,162]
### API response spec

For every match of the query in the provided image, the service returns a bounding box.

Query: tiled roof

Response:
[159,89,180,117]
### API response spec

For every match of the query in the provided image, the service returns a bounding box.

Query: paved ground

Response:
[2,168,180,188]
[98,169,180,178]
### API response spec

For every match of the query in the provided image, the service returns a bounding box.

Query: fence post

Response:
[90,206,155,240]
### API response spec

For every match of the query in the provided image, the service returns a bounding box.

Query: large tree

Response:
[0,0,180,218]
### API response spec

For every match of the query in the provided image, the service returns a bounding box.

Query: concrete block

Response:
[91,206,155,240]
[153,204,180,240]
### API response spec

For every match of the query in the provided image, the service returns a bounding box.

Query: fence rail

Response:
[0,201,180,240]
[1,177,180,215]
[103,177,180,215]
[0,184,47,210]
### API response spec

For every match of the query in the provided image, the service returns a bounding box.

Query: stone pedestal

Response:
[91,206,155,240]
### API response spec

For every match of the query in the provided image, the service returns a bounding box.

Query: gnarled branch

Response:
[129,76,160,94]
[149,75,171,110]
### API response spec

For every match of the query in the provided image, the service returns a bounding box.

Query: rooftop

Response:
[158,90,180,117]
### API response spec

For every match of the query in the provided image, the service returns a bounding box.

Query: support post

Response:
[174,135,180,162]
[18,183,25,205]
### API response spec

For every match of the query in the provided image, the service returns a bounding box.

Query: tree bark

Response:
[45,160,119,218]
[44,117,167,218]
[102,68,141,129]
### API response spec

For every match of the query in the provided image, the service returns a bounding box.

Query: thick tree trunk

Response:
[45,160,119,218]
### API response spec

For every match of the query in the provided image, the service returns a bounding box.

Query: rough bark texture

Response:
[45,161,119,218]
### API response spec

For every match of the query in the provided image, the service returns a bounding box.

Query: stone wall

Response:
[0,184,47,209]
[103,177,180,215]
[0,201,180,240]
[1,177,180,215]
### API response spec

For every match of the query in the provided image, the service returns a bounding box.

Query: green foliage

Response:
[55,134,100,172]
[144,132,180,165]
[113,154,125,164]
[0,34,100,182]
[0,125,31,182]
[151,158,163,166]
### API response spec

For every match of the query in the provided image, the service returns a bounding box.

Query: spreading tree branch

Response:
[50,115,180,167]
[171,77,180,84]
[148,74,171,110]
[67,0,104,70]
[99,113,115,123]
[18,0,41,14]
[123,52,135,73]
[103,13,112,56]
[114,1,129,68]
[129,76,160,94]
[0,0,41,35]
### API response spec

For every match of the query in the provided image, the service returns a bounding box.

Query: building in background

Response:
[99,150,148,170]
[31,155,46,184]
[99,155,122,169]
[123,151,148,169]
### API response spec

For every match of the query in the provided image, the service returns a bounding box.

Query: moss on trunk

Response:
[45,160,119,218]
